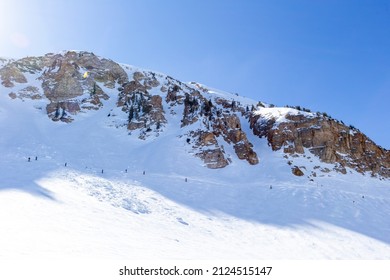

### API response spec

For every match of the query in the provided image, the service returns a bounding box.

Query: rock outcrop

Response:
[1,51,128,122]
[250,110,389,177]
[212,114,258,165]
[292,166,305,176]
[189,130,229,169]
[117,71,166,139]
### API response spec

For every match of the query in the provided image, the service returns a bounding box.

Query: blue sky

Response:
[1,0,389,148]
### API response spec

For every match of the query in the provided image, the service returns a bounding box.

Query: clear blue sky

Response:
[1,0,389,148]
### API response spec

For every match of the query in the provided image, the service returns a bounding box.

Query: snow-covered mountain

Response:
[0,51,389,259]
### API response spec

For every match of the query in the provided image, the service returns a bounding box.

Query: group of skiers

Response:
[27,157,189,182]
[27,156,38,162]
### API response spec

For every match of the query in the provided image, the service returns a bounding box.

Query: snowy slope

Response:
[0,57,390,259]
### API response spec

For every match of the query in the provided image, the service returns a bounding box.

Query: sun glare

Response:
[0,1,14,40]
[0,1,33,54]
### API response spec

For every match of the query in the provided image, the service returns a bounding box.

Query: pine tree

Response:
[128,106,134,122]
[184,93,190,106]
[55,104,60,118]
[203,99,212,116]
[61,108,66,119]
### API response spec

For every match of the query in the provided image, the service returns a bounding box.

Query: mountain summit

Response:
[1,50,388,179]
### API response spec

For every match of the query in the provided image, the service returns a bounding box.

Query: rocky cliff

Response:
[249,107,389,178]
[0,51,388,178]
[1,51,127,122]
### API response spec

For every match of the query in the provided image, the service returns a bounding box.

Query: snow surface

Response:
[0,60,390,259]
[253,107,315,124]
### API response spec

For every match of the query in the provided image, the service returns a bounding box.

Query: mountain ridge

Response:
[0,50,388,179]
[1,51,390,259]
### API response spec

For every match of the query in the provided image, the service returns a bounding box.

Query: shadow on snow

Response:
[139,173,390,246]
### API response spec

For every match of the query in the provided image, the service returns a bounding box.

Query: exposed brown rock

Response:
[213,114,259,165]
[292,166,304,176]
[0,65,27,87]
[125,92,166,139]
[8,92,17,99]
[0,51,129,122]
[234,143,259,165]
[21,86,42,99]
[180,91,203,127]
[166,84,182,104]
[127,121,145,130]
[188,130,229,168]
[250,111,389,177]
[122,80,148,96]
[149,95,165,123]
[131,71,160,90]
[196,149,229,169]
[199,132,218,146]
[46,101,80,122]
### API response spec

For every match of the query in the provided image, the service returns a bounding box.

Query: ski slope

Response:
[0,63,390,259]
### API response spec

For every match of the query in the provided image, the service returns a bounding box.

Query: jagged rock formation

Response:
[1,51,127,122]
[0,51,388,177]
[250,109,389,177]
[188,130,229,169]
[212,113,258,165]
[117,71,166,139]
